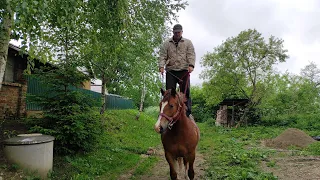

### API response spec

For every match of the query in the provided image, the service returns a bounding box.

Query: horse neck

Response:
[172,112,189,131]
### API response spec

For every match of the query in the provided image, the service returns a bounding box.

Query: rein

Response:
[166,71,190,95]
[159,71,190,130]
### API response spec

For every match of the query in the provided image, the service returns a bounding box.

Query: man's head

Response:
[173,24,183,39]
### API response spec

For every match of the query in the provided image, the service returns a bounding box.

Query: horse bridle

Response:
[159,95,182,130]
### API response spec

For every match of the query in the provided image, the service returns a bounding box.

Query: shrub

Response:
[26,65,102,154]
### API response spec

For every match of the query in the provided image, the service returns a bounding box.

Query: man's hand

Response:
[159,67,164,75]
[188,66,194,73]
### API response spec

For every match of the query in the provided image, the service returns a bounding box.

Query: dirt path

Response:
[261,154,320,180]
[119,146,207,180]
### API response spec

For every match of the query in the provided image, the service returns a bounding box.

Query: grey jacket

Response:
[158,37,196,71]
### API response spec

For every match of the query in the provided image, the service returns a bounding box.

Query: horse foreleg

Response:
[186,152,196,180]
[165,152,178,180]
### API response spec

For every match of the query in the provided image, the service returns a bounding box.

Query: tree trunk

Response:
[0,4,13,90]
[136,74,146,120]
[100,74,108,114]
[139,73,146,112]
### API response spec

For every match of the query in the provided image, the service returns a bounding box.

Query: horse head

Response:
[154,88,187,134]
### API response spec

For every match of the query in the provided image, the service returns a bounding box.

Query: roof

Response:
[8,43,95,80]
[219,98,249,106]
[9,43,22,52]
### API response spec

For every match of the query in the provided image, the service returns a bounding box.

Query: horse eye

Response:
[169,104,174,108]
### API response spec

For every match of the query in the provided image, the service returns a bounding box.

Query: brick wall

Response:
[0,82,27,119]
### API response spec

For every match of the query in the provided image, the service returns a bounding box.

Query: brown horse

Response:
[154,88,200,180]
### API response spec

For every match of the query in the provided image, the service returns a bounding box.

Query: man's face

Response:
[173,31,183,39]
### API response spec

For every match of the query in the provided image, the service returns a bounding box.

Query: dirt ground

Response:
[260,128,320,180]
[118,146,207,180]
[261,155,320,180]
[119,128,320,180]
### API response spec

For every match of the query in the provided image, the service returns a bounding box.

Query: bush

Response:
[28,110,102,154]
[26,65,103,154]
[192,104,213,123]
[261,112,320,132]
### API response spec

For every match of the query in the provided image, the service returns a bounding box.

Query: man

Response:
[158,24,196,118]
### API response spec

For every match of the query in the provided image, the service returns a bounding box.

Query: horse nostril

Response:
[160,126,164,134]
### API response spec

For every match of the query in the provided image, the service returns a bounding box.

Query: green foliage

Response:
[2,0,188,111]
[201,29,289,125]
[259,72,320,130]
[191,86,215,122]
[26,66,102,154]
[50,109,160,180]
[79,0,188,110]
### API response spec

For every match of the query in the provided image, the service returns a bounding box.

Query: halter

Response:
[159,95,183,130]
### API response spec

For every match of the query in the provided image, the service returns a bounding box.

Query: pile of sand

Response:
[264,128,316,149]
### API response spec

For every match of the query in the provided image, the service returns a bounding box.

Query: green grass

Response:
[198,123,283,180]
[130,156,158,179]
[50,109,161,180]
[198,122,320,179]
[36,108,320,179]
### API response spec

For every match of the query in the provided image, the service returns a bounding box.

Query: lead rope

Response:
[166,71,190,95]
[159,73,165,101]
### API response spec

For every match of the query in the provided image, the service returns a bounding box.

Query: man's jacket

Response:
[158,37,196,71]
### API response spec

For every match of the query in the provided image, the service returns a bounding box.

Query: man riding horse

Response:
[156,24,199,180]
[158,24,196,119]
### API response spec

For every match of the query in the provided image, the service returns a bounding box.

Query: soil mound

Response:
[265,128,316,149]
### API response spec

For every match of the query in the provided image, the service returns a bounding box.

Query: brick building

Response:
[0,44,28,119]
[0,44,93,120]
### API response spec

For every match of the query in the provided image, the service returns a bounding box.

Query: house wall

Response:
[0,47,27,120]
[82,80,91,90]
[0,82,27,119]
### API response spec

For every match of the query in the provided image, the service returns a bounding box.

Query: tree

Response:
[258,72,320,126]
[0,0,83,90]
[201,29,289,124]
[80,0,187,113]
[300,61,320,87]
[1,0,188,113]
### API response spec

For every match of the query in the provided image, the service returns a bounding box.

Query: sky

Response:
[173,0,320,86]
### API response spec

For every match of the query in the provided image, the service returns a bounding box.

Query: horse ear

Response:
[171,87,176,96]
[160,88,165,96]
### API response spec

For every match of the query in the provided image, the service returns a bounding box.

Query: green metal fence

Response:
[26,76,135,110]
[26,76,46,111]
[106,94,135,109]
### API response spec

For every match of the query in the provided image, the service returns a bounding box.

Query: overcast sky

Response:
[173,0,320,86]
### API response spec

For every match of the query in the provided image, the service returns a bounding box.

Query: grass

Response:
[2,107,319,179]
[50,109,161,180]
[130,156,158,179]
[198,123,282,180]
[198,122,320,179]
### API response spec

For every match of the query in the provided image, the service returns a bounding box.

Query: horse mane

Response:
[162,89,172,102]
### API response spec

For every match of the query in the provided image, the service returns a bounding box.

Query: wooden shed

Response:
[215,98,249,127]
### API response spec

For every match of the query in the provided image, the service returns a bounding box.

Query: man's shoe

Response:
[188,114,194,121]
